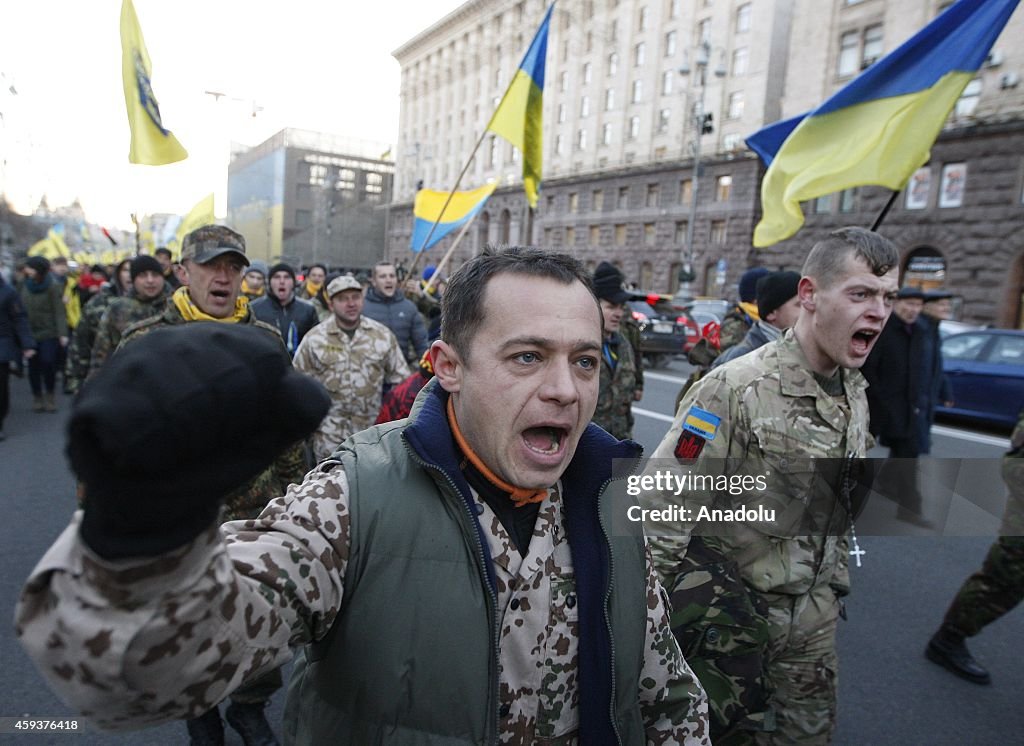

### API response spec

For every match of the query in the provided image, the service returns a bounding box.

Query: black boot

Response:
[926,626,991,685]
[185,707,225,745]
[225,700,279,746]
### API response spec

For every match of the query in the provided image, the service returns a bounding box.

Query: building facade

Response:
[390,0,1024,327]
[228,128,395,269]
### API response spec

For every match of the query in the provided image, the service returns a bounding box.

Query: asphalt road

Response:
[1,359,1019,744]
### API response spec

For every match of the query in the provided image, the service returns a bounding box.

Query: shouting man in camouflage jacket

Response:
[646,228,899,744]
[17,247,709,745]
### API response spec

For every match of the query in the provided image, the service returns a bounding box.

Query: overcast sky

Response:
[0,0,464,229]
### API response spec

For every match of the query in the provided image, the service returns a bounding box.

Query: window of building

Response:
[586,31,593,52]
[698,18,711,44]
[839,188,857,213]
[296,209,312,228]
[589,225,600,244]
[610,18,618,42]
[680,179,693,204]
[602,122,614,145]
[592,189,604,210]
[605,88,615,110]
[296,183,311,200]
[544,227,552,244]
[736,3,751,33]
[727,91,744,119]
[732,47,749,76]
[583,62,592,84]
[669,0,681,19]
[581,96,590,117]
[608,53,619,77]
[635,42,646,67]
[629,116,641,139]
[546,195,557,211]
[618,186,630,208]
[813,194,833,214]
[710,220,727,244]
[558,103,567,123]
[577,128,588,150]
[646,183,660,207]
[615,224,627,245]
[716,175,732,201]
[639,6,650,30]
[632,79,643,103]
[560,71,569,91]
[862,24,883,67]
[658,108,671,131]
[954,78,982,117]
[554,134,564,155]
[838,31,859,77]
[566,226,576,245]
[569,192,579,212]
[644,223,656,245]
[488,135,499,166]
[662,69,674,95]
[722,133,743,151]
[674,220,687,243]
[665,31,677,57]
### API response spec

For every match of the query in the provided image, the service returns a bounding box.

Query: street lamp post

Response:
[674,40,726,304]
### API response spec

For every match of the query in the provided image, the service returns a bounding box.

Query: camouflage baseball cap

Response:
[326,275,362,298]
[180,225,249,267]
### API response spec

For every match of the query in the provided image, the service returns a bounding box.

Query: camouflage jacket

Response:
[593,332,639,441]
[88,291,170,377]
[119,300,308,521]
[15,385,709,744]
[1002,411,1024,534]
[65,286,120,392]
[620,316,645,390]
[717,302,759,354]
[293,314,410,461]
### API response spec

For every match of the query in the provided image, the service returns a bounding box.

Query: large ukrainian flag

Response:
[120,0,188,165]
[411,183,497,253]
[486,4,553,209]
[747,0,1019,248]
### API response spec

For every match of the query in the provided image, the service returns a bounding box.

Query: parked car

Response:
[683,298,732,329]
[936,329,1024,430]
[938,319,980,338]
[626,297,699,364]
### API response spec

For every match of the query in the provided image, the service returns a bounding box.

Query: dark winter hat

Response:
[130,255,164,281]
[738,267,771,303]
[268,262,296,283]
[924,289,954,302]
[154,246,173,259]
[756,270,801,320]
[592,261,630,304]
[180,225,249,267]
[897,286,927,300]
[25,256,51,275]
[422,264,446,282]
[245,260,268,279]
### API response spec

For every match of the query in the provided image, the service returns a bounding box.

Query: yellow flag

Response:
[172,193,216,258]
[27,228,71,260]
[120,0,187,165]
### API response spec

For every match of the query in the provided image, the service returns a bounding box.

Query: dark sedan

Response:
[936,329,1024,430]
[626,299,698,365]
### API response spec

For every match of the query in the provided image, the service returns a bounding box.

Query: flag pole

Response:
[422,212,480,295]
[870,190,900,232]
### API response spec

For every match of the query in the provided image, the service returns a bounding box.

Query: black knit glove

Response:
[69,322,329,559]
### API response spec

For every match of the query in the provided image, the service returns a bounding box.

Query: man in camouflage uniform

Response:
[718,267,771,354]
[117,225,307,745]
[17,247,710,744]
[64,259,130,393]
[294,274,409,460]
[646,228,899,744]
[591,261,640,440]
[87,255,170,377]
[926,409,1024,685]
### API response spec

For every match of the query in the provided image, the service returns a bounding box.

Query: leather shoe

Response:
[926,630,991,685]
[185,708,225,745]
[225,701,279,746]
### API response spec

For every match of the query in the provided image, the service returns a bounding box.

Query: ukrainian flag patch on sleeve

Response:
[682,406,720,441]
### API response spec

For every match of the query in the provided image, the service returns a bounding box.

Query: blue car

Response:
[937,329,1024,430]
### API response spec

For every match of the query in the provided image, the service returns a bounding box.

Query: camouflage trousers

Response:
[757,585,840,746]
[943,536,1024,638]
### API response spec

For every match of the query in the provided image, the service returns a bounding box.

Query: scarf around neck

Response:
[172,286,249,323]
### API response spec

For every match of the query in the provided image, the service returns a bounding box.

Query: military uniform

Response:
[64,285,120,393]
[593,330,639,440]
[647,330,870,744]
[718,302,759,354]
[293,313,410,461]
[16,383,710,744]
[88,291,170,376]
[119,301,307,522]
[941,411,1024,637]
[620,315,645,391]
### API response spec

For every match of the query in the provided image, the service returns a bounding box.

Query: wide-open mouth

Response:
[521,425,569,456]
[851,328,879,355]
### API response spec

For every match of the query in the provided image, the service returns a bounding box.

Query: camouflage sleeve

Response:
[718,314,748,352]
[64,311,96,392]
[639,542,711,745]
[1001,414,1024,533]
[89,308,117,376]
[15,465,351,731]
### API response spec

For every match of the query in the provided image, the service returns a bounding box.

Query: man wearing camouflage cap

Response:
[293,274,409,460]
[117,225,307,745]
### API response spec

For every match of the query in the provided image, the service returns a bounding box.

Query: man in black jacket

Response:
[0,274,36,440]
[862,286,931,526]
[362,260,428,365]
[250,263,319,356]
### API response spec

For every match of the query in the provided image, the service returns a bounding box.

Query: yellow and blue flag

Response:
[171,193,216,258]
[120,0,188,165]
[747,0,1019,248]
[485,3,553,208]
[28,227,72,260]
[411,183,497,252]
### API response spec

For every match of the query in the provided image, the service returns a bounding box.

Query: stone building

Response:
[228,128,394,269]
[389,0,1024,327]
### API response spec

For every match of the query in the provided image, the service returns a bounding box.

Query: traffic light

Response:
[678,264,696,283]
[700,113,714,135]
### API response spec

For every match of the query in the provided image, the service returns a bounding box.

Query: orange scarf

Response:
[446,397,547,508]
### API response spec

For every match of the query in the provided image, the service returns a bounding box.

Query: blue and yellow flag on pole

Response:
[411,183,497,252]
[28,227,72,260]
[120,0,187,166]
[485,3,553,209]
[747,0,1019,248]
